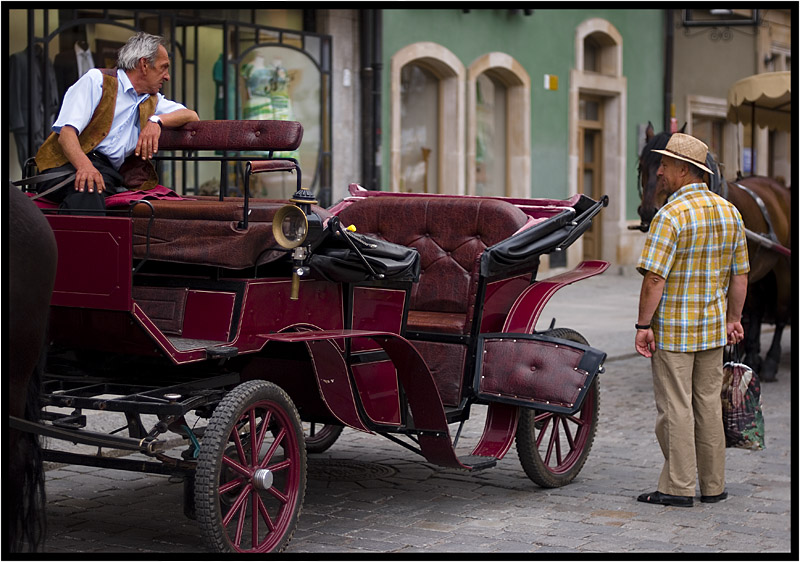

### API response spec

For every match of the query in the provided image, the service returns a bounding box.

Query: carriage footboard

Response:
[474,333,606,414]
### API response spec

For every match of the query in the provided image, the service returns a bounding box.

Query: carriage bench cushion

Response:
[131,198,331,270]
[335,196,529,334]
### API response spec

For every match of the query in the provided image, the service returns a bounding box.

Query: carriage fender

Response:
[503,260,609,334]
[258,329,452,436]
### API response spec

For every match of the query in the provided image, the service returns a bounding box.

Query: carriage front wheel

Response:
[196,380,306,553]
[515,328,599,488]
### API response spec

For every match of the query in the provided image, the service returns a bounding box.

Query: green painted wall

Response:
[380,8,664,220]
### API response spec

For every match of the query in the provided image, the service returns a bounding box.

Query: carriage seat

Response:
[127,119,319,270]
[131,198,331,270]
[335,196,529,335]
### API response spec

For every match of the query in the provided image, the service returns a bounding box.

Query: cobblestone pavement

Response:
[36,269,795,555]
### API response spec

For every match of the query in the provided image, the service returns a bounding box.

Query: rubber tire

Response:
[196,380,306,553]
[515,328,599,488]
[304,423,344,454]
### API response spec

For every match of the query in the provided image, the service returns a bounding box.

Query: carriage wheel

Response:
[196,380,306,553]
[515,328,599,488]
[303,423,343,454]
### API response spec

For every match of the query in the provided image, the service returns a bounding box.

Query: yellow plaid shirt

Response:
[637,183,749,352]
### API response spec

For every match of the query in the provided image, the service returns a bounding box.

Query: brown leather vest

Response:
[35,68,158,190]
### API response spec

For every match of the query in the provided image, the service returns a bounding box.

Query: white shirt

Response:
[52,68,186,169]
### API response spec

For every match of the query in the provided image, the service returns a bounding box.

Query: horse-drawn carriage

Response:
[11,119,609,552]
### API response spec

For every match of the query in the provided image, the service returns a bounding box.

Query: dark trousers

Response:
[37,152,126,215]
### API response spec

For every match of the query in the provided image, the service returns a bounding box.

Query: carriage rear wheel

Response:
[515,328,599,488]
[196,380,306,553]
[303,423,343,454]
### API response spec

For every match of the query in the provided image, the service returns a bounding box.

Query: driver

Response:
[34,32,199,213]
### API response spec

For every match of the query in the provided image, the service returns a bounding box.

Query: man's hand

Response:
[726,321,745,345]
[135,120,161,160]
[58,125,105,193]
[635,328,656,358]
[74,161,105,193]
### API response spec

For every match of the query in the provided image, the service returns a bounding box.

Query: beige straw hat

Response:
[652,133,714,175]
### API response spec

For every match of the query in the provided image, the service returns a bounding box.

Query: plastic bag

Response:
[720,357,765,450]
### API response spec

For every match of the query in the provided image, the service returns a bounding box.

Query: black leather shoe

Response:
[637,491,693,507]
[700,490,728,503]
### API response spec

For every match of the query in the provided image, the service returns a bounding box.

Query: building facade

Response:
[7,8,792,271]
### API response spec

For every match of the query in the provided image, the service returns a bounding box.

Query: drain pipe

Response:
[663,9,674,131]
[360,9,382,189]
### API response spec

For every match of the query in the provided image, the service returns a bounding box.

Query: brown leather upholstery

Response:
[132,198,331,269]
[158,120,303,153]
[336,196,529,334]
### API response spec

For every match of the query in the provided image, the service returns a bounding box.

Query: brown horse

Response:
[9,184,58,551]
[636,123,791,381]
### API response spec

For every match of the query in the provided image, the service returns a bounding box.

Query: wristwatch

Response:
[635,323,651,330]
[148,114,162,128]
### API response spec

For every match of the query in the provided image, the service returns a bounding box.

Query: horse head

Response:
[634,122,674,230]
[634,122,722,231]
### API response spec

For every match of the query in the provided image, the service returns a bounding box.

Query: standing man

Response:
[634,133,749,508]
[34,32,199,212]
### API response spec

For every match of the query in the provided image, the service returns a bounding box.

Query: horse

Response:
[635,122,791,382]
[8,183,58,552]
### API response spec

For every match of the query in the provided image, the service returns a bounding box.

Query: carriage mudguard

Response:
[502,260,610,334]
[261,329,503,470]
[474,333,606,415]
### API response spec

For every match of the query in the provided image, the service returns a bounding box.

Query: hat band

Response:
[662,148,707,168]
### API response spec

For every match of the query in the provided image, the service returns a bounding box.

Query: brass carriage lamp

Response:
[273,188,324,300]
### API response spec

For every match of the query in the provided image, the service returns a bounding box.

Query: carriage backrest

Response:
[336,196,529,333]
[158,120,303,153]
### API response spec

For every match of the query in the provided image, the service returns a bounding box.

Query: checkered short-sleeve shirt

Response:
[637,183,749,352]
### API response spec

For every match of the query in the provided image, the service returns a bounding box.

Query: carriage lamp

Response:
[273,189,324,300]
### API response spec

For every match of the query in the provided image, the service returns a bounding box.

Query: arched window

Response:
[391,42,464,194]
[467,53,530,198]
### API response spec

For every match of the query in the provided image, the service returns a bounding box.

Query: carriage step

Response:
[458,455,498,471]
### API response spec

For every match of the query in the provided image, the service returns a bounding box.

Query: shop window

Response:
[390,43,464,194]
[467,53,529,198]
[399,63,439,193]
[474,73,507,196]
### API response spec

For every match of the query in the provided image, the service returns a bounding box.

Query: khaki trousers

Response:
[651,346,726,497]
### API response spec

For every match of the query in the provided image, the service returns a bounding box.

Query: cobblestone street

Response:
[37,270,795,555]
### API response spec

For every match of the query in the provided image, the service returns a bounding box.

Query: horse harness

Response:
[728,181,779,244]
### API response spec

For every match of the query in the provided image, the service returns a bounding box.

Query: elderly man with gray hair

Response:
[34,31,199,213]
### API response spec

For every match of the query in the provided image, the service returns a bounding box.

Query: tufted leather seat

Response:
[158,120,303,153]
[131,198,331,269]
[336,196,529,335]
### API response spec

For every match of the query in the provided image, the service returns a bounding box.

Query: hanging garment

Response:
[9,45,59,169]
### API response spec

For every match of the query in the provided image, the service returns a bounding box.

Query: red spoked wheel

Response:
[515,328,599,488]
[196,380,306,553]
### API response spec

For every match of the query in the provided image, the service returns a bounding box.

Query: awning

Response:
[726,71,791,132]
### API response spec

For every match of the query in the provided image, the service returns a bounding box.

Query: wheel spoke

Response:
[222,453,251,478]
[222,482,252,527]
[561,416,576,451]
[259,427,286,469]
[251,488,259,548]
[249,409,259,467]
[534,415,552,448]
[267,483,290,504]
[219,476,245,496]
[233,492,248,549]
[232,424,247,465]
[254,410,271,462]
[256,490,276,533]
